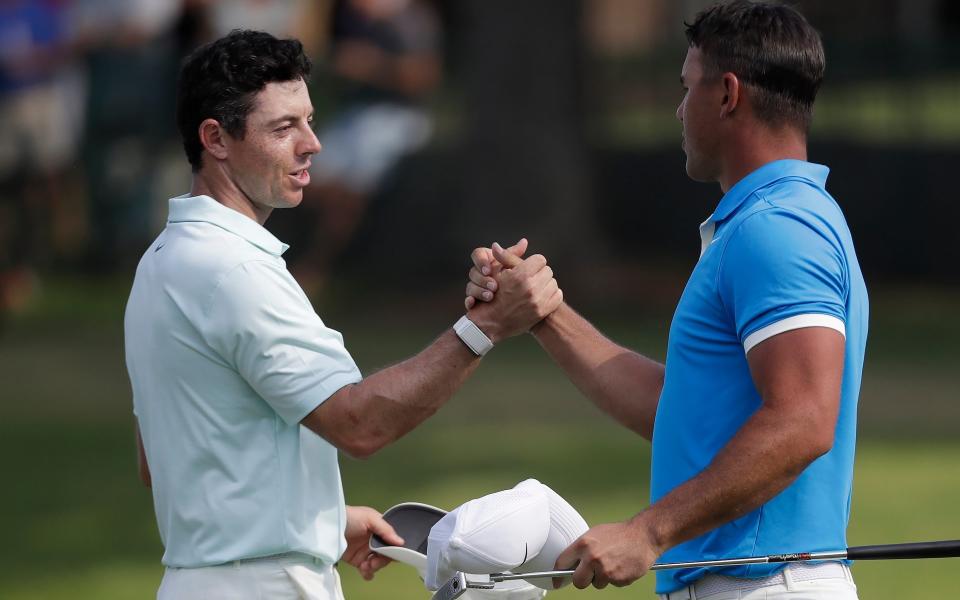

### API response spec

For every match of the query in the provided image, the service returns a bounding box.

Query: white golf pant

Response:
[659,562,858,600]
[158,553,345,600]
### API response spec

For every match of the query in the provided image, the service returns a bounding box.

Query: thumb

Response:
[369,516,405,547]
[492,242,523,269]
[505,238,528,259]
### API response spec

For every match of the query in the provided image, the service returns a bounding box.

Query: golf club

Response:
[487,539,960,582]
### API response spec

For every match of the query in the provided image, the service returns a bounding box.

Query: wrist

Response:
[528,314,551,337]
[454,315,496,355]
[629,509,669,557]
[529,302,564,339]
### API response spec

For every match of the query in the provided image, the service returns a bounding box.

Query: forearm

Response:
[309,249,561,457]
[307,330,480,458]
[636,403,830,552]
[532,303,664,439]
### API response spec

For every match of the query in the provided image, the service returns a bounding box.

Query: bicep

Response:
[299,383,356,450]
[746,326,845,447]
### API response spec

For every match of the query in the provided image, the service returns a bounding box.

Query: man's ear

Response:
[198,118,229,161]
[720,72,741,118]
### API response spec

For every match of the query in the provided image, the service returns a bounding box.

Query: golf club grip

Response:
[847,540,960,561]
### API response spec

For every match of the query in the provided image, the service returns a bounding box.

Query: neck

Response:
[718,125,808,193]
[191,164,271,226]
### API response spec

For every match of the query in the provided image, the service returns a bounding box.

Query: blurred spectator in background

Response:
[276,0,442,294]
[71,0,183,272]
[0,0,84,317]
[203,0,318,46]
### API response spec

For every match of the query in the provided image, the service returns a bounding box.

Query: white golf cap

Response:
[515,482,589,590]
[426,480,550,589]
[369,501,546,599]
[425,479,589,591]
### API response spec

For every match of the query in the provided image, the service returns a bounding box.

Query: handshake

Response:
[458,239,564,349]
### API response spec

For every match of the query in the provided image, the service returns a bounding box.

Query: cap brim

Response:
[369,502,447,572]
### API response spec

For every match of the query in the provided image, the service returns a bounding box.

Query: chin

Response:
[277,191,304,209]
[684,157,713,183]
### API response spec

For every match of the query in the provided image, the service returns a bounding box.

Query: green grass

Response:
[3,422,959,599]
[1,279,959,598]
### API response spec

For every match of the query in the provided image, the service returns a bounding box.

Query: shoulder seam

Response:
[715,198,836,313]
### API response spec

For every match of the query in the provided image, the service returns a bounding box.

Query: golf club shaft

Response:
[490,539,960,582]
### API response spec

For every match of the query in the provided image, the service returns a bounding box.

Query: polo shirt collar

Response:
[699,159,829,255]
[167,194,289,256]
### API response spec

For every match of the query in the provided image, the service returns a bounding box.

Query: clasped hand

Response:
[463,239,562,341]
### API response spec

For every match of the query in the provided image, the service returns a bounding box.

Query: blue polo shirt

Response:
[651,160,869,593]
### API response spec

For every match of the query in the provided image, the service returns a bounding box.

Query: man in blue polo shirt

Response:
[466,2,867,598]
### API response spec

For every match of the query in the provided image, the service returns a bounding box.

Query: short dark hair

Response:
[176,30,312,172]
[685,1,824,131]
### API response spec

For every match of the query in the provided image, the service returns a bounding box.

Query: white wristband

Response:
[453,315,494,356]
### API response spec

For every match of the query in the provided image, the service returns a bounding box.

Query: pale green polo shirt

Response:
[125,194,362,568]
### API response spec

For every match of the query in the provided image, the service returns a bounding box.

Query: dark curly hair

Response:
[685,1,824,132]
[176,29,312,172]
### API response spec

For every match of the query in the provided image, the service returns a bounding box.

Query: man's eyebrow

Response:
[265,112,314,127]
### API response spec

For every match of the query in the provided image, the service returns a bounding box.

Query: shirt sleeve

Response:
[200,260,362,425]
[717,207,848,353]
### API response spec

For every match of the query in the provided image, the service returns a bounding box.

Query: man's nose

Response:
[302,127,322,155]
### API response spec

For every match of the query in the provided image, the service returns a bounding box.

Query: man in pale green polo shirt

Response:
[124,30,562,599]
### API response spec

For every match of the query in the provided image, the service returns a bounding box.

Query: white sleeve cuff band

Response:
[743,313,846,354]
[454,316,494,356]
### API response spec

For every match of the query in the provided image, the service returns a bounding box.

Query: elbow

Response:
[811,430,835,460]
[306,423,385,459]
[798,423,835,466]
[809,404,839,460]
[339,435,385,460]
[335,409,390,459]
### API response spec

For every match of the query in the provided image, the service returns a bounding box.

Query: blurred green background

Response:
[5,0,960,598]
[1,279,958,599]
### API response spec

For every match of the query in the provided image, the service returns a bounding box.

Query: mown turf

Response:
[1,280,958,598]
[3,421,960,599]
